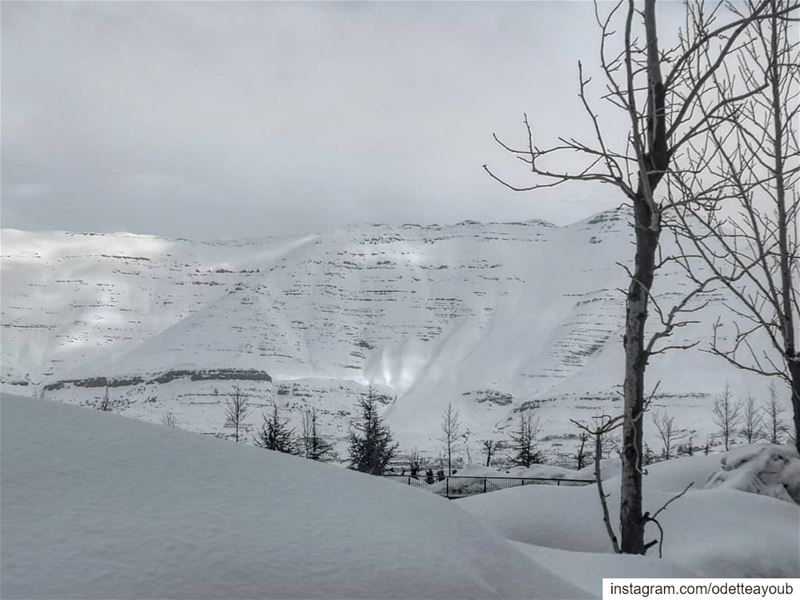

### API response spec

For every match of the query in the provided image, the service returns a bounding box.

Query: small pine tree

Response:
[409,448,422,479]
[301,408,334,461]
[347,386,398,474]
[254,404,296,454]
[508,410,542,468]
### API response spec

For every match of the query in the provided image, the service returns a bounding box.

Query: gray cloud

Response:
[1,1,682,239]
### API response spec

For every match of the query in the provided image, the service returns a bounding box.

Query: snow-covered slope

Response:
[0,394,586,599]
[0,210,779,451]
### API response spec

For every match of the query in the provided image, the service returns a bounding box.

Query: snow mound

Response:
[574,457,621,481]
[511,543,699,598]
[459,454,800,578]
[635,453,726,492]
[0,395,583,599]
[704,444,800,504]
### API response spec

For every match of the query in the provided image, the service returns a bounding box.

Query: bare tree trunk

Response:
[768,1,800,453]
[620,0,667,554]
[790,363,800,451]
[440,403,461,475]
[595,431,620,554]
[620,201,659,554]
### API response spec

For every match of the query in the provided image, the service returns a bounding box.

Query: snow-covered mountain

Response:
[0,209,777,454]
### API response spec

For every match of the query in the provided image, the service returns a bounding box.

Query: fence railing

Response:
[383,474,596,499]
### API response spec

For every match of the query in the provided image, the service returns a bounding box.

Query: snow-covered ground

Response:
[0,394,582,599]
[2,394,798,599]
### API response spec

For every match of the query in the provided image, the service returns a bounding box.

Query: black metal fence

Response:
[383,474,595,499]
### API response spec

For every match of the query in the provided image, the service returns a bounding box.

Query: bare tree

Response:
[713,383,742,450]
[225,387,249,443]
[483,0,792,553]
[600,431,622,460]
[672,0,800,453]
[481,439,497,467]
[572,431,591,470]
[462,428,473,466]
[741,395,763,444]
[508,410,542,468]
[651,410,682,460]
[161,410,178,428]
[763,381,789,444]
[572,415,624,554]
[440,402,461,475]
[572,411,692,558]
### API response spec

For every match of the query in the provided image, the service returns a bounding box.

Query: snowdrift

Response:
[459,449,800,578]
[0,395,583,599]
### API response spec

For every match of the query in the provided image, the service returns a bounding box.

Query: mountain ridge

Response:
[0,207,779,454]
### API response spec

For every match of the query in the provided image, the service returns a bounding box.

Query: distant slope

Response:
[0,210,781,452]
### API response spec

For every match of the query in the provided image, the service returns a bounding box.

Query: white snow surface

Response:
[0,394,585,599]
[511,543,700,598]
[459,449,800,579]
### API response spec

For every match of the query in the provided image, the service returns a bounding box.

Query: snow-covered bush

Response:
[704,444,800,504]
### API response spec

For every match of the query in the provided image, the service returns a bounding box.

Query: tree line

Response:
[135,375,790,477]
[219,385,399,473]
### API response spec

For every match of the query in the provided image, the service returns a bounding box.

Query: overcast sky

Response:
[1,1,675,239]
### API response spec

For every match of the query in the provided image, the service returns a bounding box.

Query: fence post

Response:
[557,479,561,486]
[483,478,487,493]
[446,477,450,498]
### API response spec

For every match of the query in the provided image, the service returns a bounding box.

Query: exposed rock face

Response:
[0,209,780,450]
